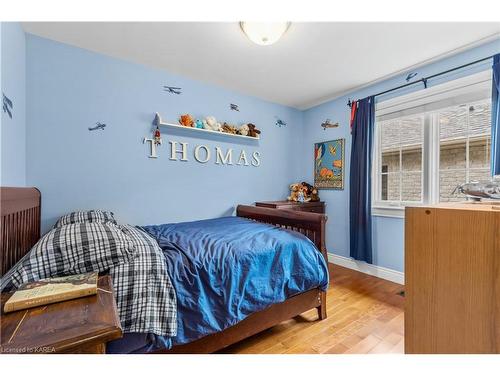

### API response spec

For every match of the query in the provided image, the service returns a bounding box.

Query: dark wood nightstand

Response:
[0,275,122,354]
[255,200,325,214]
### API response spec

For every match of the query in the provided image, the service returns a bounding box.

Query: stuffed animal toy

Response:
[287,183,301,202]
[310,187,320,202]
[203,116,222,132]
[299,182,318,202]
[222,122,238,134]
[238,124,249,136]
[179,114,194,127]
[247,124,261,138]
[301,182,314,197]
[297,190,306,203]
[194,119,204,129]
[299,184,311,202]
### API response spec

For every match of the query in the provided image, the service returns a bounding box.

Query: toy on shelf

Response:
[238,124,249,136]
[194,119,204,129]
[222,122,238,134]
[202,116,222,132]
[247,124,261,138]
[179,114,195,127]
[153,113,260,140]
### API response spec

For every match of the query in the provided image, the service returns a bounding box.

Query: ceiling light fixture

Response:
[240,22,291,46]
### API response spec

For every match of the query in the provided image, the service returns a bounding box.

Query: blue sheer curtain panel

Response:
[492,54,500,177]
[349,97,375,263]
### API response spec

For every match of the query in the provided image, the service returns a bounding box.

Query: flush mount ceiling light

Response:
[240,22,291,46]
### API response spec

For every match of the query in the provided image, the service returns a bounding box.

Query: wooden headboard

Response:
[0,187,41,277]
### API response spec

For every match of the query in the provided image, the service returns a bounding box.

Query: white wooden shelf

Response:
[154,113,260,140]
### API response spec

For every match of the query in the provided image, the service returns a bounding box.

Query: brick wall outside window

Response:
[379,101,491,203]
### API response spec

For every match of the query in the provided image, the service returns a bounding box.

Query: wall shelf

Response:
[154,113,260,140]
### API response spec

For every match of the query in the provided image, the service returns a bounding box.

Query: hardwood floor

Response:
[220,264,405,354]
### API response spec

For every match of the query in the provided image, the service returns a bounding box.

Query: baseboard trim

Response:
[327,253,405,285]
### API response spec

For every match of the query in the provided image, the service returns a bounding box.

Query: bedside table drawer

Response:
[300,206,324,213]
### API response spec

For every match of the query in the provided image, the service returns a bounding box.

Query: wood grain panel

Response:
[405,204,499,354]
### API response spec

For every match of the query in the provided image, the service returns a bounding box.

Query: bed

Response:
[0,187,329,354]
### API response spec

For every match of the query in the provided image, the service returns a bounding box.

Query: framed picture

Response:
[314,138,345,189]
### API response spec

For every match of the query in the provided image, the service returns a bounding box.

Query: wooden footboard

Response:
[237,204,328,321]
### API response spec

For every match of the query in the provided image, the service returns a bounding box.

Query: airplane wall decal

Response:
[2,92,13,119]
[321,119,339,130]
[163,86,182,94]
[88,122,106,131]
[275,118,287,127]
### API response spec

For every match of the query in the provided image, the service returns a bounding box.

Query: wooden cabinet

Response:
[255,200,325,214]
[405,203,500,354]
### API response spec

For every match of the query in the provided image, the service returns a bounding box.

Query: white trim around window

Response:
[372,70,493,218]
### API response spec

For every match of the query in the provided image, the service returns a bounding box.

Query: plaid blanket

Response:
[110,225,177,337]
[1,223,177,338]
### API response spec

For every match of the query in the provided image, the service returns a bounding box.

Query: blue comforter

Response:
[107,216,328,353]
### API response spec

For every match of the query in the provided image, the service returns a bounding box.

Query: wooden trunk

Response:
[405,203,500,354]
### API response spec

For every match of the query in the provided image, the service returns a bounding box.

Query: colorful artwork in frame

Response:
[314,138,345,189]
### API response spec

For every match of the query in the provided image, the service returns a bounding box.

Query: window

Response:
[379,115,424,203]
[373,70,492,216]
[437,102,491,202]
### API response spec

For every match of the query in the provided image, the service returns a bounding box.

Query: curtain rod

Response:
[347,54,495,108]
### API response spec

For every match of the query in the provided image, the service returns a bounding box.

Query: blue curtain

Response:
[349,97,375,263]
[492,54,500,176]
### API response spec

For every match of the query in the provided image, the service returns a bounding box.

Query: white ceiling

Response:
[22,22,500,109]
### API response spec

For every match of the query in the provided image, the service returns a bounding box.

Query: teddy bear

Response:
[287,183,302,202]
[179,114,194,127]
[310,187,320,202]
[247,124,261,138]
[202,116,222,132]
[194,119,204,129]
[222,122,238,134]
[238,124,249,136]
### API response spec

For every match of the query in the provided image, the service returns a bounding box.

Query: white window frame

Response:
[372,70,492,218]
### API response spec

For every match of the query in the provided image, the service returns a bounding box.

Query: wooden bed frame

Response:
[0,187,328,354]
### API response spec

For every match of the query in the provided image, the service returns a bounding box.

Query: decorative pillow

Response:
[53,210,116,228]
[10,222,136,288]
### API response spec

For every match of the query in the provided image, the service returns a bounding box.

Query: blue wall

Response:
[300,39,500,272]
[1,22,26,186]
[25,35,303,233]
